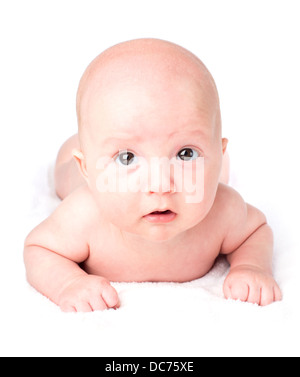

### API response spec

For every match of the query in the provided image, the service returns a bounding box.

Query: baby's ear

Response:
[222,138,228,154]
[72,149,88,180]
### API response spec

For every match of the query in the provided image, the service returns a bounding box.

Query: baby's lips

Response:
[143,210,177,223]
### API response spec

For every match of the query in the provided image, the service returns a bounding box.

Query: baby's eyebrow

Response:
[101,128,211,147]
[101,136,140,145]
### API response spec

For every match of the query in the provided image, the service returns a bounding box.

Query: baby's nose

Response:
[147,157,175,195]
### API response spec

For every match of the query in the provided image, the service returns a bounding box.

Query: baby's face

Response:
[77,40,225,242]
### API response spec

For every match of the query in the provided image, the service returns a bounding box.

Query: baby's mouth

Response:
[143,210,177,223]
[151,210,172,215]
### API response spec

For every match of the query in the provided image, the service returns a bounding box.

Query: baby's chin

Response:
[134,221,196,244]
[119,223,181,244]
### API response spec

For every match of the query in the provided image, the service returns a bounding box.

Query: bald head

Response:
[76,38,221,146]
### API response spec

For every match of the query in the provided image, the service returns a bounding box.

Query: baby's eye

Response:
[115,150,138,166]
[176,147,199,161]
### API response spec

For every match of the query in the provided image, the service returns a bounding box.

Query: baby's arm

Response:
[24,189,119,312]
[221,189,281,306]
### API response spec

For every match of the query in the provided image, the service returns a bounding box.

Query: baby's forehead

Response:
[77,39,220,141]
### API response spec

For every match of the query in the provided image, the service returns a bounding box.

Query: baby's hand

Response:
[223,265,282,306]
[58,275,120,312]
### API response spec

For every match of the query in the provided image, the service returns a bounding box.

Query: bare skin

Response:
[55,134,230,201]
[24,39,281,311]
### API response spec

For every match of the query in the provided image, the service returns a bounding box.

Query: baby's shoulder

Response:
[215,183,266,223]
[25,186,100,263]
[214,184,267,254]
[212,183,248,235]
[214,183,246,214]
[58,185,99,225]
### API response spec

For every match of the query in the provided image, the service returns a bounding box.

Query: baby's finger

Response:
[274,284,282,302]
[232,282,249,302]
[224,281,249,302]
[101,284,120,309]
[247,284,261,305]
[223,283,231,300]
[89,296,108,311]
[260,286,275,306]
[75,301,93,312]
[60,303,77,313]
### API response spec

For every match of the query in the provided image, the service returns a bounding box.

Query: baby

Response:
[24,38,282,311]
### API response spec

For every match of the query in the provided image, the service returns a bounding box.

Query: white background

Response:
[1,0,299,356]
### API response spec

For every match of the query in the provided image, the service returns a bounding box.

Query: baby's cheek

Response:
[103,193,139,223]
[179,201,206,229]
